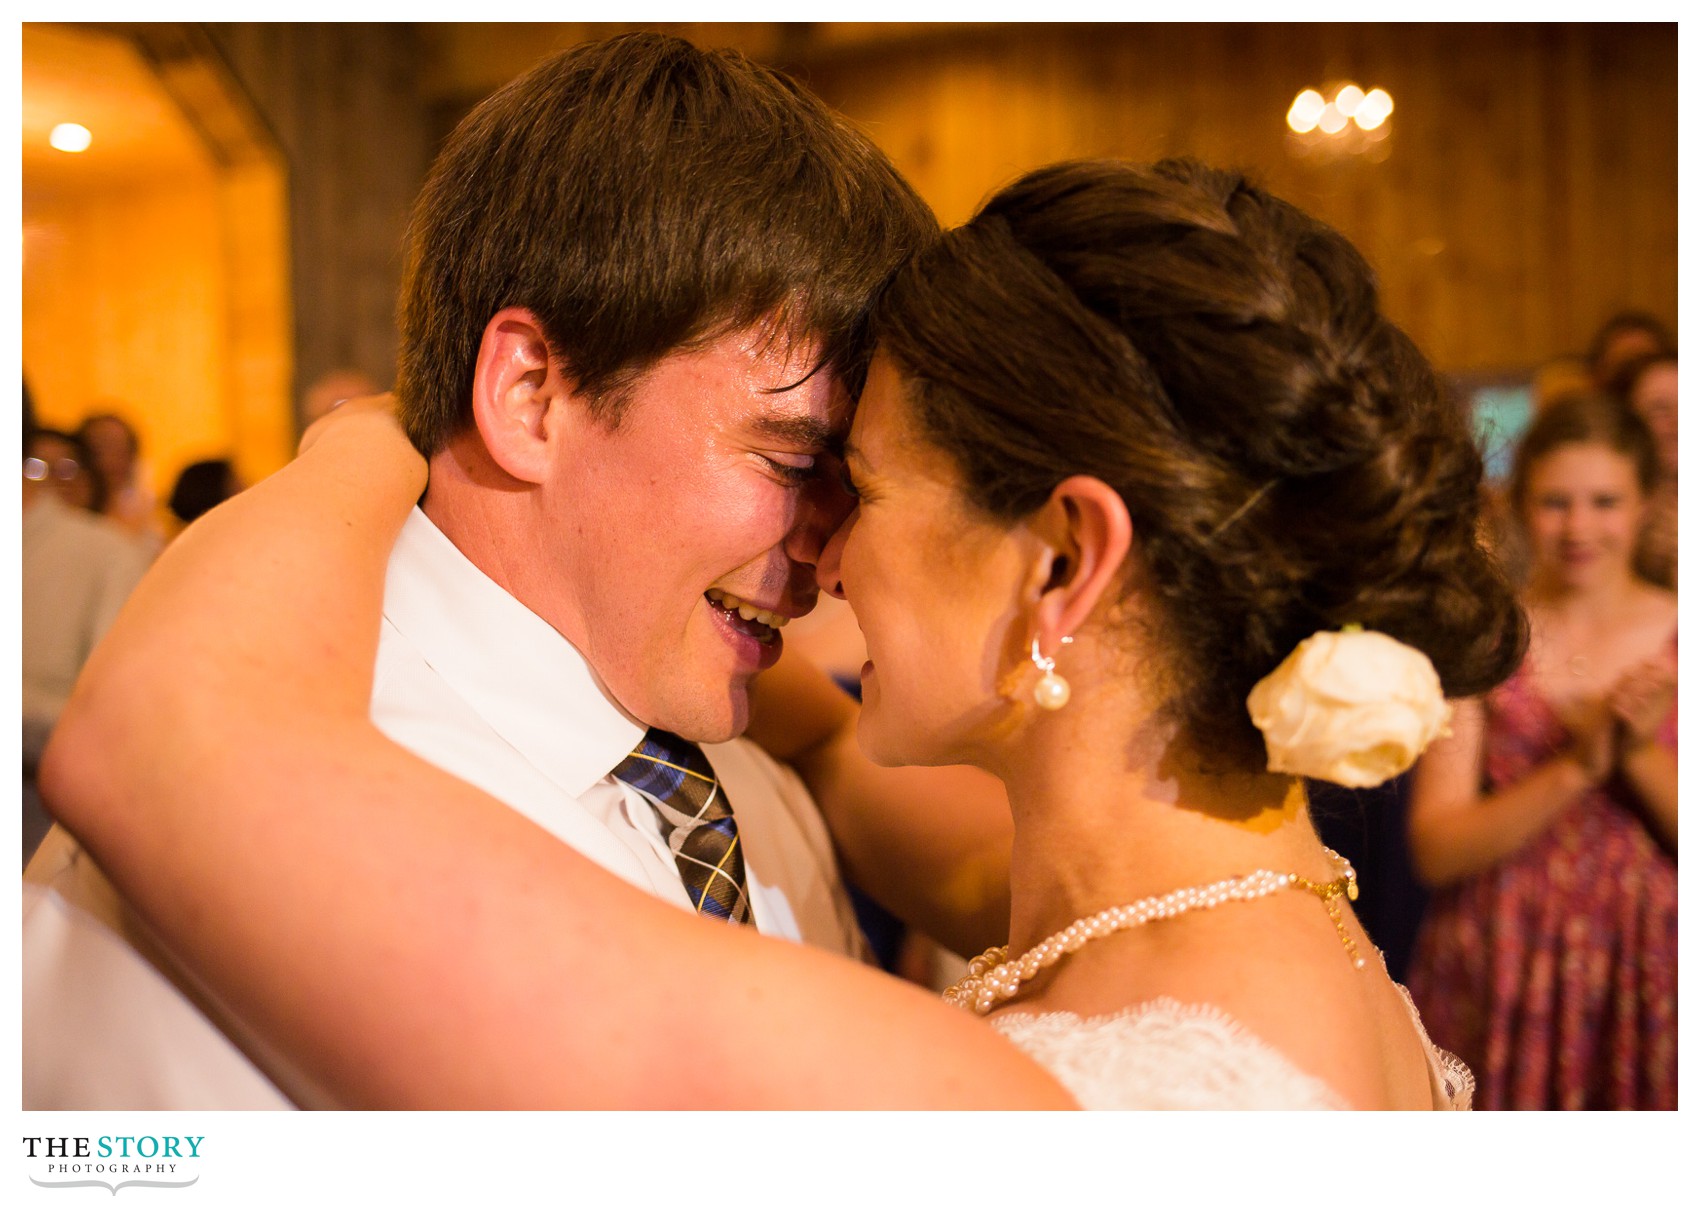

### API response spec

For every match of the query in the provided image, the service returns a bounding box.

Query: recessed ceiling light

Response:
[49,123,92,153]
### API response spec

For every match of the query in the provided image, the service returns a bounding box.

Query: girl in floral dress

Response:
[1407,394,1677,1110]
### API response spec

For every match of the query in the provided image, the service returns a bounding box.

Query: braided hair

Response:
[871,158,1525,770]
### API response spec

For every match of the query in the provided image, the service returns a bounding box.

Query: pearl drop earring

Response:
[1031,636,1073,710]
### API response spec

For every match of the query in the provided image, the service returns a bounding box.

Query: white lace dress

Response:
[988,988,1473,1110]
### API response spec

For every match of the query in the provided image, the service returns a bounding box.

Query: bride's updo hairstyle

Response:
[870,158,1525,770]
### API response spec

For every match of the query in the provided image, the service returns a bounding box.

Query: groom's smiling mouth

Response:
[704,587,789,645]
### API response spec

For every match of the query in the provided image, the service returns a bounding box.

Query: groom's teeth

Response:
[706,589,787,630]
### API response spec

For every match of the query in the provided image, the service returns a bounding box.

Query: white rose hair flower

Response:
[1246,625,1452,788]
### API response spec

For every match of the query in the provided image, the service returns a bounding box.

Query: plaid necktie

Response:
[611,729,755,926]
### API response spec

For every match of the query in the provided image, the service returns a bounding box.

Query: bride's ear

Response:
[1026,475,1133,650]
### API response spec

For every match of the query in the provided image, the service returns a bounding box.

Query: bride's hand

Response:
[298,391,408,456]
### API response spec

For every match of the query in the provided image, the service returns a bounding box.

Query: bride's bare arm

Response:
[746,655,1013,957]
[38,408,1067,1109]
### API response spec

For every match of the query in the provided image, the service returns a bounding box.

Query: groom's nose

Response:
[815,506,853,600]
[784,471,855,574]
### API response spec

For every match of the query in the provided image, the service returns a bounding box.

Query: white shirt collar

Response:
[381,507,645,798]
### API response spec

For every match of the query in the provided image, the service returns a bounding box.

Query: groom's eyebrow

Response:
[750,414,838,452]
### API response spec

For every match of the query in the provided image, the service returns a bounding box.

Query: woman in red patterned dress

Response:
[1407,393,1677,1109]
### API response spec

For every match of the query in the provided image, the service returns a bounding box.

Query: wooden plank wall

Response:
[160,22,1675,407]
[205,23,432,424]
[795,23,1676,375]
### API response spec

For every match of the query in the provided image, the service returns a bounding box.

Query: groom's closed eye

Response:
[757,452,822,486]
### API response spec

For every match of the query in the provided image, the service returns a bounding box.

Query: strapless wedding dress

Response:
[988,989,1472,1110]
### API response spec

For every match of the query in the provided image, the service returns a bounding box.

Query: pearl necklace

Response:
[943,848,1363,1016]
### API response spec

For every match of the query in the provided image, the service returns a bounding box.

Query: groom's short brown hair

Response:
[395,32,936,454]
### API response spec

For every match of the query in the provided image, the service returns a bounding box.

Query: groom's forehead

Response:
[643,339,848,443]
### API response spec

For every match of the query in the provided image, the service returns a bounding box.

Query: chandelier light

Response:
[1286,83,1393,161]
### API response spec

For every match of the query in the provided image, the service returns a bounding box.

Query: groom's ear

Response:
[470,307,568,485]
[1025,475,1134,649]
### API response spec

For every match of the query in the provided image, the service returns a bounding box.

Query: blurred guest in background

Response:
[1586,309,1674,391]
[25,426,105,515]
[166,458,244,533]
[1309,774,1427,985]
[1611,353,1677,590]
[301,367,380,428]
[1407,393,1676,1109]
[23,401,151,863]
[1618,354,1679,476]
[77,410,164,555]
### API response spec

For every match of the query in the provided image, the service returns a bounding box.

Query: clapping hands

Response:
[1557,654,1676,785]
[1608,653,1678,753]
[1554,696,1616,785]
